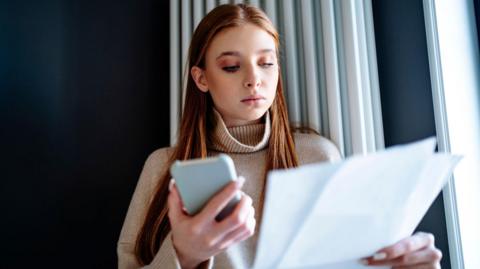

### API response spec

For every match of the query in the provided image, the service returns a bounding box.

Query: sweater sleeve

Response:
[117,149,215,269]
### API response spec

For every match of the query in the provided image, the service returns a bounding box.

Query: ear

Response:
[190,66,209,93]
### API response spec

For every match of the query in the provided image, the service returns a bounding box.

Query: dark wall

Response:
[372,0,450,268]
[476,0,480,44]
[0,0,170,267]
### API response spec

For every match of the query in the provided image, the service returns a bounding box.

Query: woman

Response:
[118,4,442,269]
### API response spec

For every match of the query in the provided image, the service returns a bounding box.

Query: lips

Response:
[241,94,266,102]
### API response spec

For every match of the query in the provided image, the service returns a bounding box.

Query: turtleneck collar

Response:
[208,108,271,154]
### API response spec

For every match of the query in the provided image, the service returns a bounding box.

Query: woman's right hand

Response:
[167,176,256,269]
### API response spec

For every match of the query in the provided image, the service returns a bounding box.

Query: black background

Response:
[1,0,170,267]
[1,0,454,268]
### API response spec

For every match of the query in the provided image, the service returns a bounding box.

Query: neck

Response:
[208,108,271,153]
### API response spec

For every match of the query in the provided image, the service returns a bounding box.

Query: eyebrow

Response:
[216,49,275,60]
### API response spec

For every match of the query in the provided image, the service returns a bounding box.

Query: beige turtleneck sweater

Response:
[117,110,342,269]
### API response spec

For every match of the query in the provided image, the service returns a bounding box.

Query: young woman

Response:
[118,4,443,269]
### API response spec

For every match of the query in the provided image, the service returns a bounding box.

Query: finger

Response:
[216,206,256,250]
[215,194,253,237]
[235,207,256,240]
[167,179,187,225]
[219,223,255,251]
[370,232,435,262]
[198,176,245,221]
[219,205,255,242]
[228,207,257,246]
[216,224,247,251]
[368,246,442,267]
[393,262,441,269]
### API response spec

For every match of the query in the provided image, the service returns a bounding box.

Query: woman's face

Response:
[191,23,279,127]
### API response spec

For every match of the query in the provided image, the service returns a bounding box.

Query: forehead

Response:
[206,23,277,58]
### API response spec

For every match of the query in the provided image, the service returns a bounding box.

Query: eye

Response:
[261,63,275,68]
[222,65,240,73]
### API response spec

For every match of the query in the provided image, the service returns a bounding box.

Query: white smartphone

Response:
[170,154,241,221]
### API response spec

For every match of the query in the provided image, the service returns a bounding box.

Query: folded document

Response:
[253,138,461,269]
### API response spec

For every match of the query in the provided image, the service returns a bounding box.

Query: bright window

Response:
[424,0,480,268]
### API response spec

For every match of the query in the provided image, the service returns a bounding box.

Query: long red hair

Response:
[135,4,299,265]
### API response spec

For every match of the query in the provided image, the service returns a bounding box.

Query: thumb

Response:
[167,179,186,225]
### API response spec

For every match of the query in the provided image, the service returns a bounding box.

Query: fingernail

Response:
[359,258,369,265]
[373,252,387,260]
[236,176,245,187]
[169,178,175,191]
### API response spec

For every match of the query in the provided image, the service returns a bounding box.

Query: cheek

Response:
[206,73,239,104]
[264,70,279,96]
[205,70,231,93]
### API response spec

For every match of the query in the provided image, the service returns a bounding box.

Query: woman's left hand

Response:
[361,232,443,268]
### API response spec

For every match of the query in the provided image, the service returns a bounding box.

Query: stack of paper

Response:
[253,138,461,269]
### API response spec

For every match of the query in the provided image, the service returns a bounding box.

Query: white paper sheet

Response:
[253,138,461,269]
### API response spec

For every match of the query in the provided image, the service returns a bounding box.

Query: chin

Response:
[243,108,268,121]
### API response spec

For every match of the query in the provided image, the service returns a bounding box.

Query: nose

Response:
[243,65,261,89]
